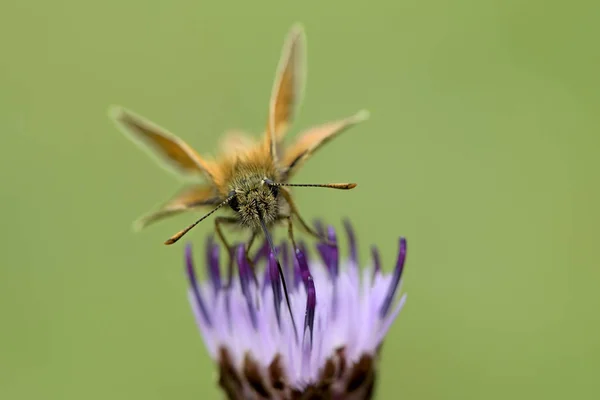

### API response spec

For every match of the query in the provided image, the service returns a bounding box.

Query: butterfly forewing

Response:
[110,106,217,181]
[265,24,307,165]
[282,110,369,178]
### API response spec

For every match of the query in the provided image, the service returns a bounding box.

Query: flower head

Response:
[185,221,408,399]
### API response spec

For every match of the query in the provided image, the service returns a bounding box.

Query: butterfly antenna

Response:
[164,194,234,245]
[258,209,299,343]
[265,179,356,190]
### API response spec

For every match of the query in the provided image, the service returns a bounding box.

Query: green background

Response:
[1,1,598,399]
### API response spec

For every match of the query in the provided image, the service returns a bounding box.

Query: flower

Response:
[185,221,408,399]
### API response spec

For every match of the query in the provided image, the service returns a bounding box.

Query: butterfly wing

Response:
[219,130,256,155]
[282,110,369,179]
[110,106,217,182]
[265,24,306,165]
[134,185,220,230]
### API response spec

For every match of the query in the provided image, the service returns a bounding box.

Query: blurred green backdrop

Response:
[1,0,598,399]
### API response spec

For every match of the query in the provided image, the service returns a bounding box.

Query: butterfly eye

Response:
[269,185,279,198]
[229,196,240,212]
[227,191,240,212]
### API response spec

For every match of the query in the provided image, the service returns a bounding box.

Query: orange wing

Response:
[110,106,216,182]
[282,110,369,178]
[133,185,220,230]
[219,130,256,155]
[265,24,306,165]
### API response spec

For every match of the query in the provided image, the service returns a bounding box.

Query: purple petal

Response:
[280,241,289,267]
[261,244,279,293]
[205,236,221,295]
[225,251,235,288]
[316,243,331,274]
[236,244,258,329]
[295,247,311,287]
[273,249,300,343]
[343,219,358,267]
[327,226,339,278]
[295,248,316,349]
[261,261,271,294]
[185,244,212,326]
[268,252,282,329]
[279,241,296,287]
[292,251,302,289]
[304,276,316,350]
[313,219,325,238]
[252,240,270,267]
[297,241,309,265]
[371,245,381,279]
[379,237,407,318]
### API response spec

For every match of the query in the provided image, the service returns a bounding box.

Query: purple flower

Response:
[185,221,408,399]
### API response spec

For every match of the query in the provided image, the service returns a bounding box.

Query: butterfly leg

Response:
[279,187,334,246]
[273,214,299,259]
[244,231,260,285]
[246,231,258,260]
[214,216,259,288]
[283,215,298,250]
[214,216,238,289]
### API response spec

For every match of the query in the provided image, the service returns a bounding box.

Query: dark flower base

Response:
[218,346,378,400]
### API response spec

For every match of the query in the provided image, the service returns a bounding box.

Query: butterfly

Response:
[109,23,368,262]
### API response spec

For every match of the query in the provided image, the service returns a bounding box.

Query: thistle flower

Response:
[185,221,408,399]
